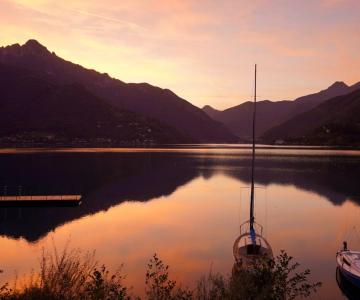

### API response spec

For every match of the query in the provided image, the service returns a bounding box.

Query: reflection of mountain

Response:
[209,154,360,205]
[0,152,201,241]
[0,151,359,242]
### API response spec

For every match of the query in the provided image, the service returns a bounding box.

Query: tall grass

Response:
[0,244,130,300]
[0,247,321,300]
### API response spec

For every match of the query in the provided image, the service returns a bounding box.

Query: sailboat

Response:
[233,64,273,269]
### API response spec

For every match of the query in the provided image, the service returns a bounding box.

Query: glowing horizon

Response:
[1,0,359,109]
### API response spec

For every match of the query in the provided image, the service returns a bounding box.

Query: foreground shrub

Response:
[145,254,192,300]
[227,251,322,300]
[0,248,321,299]
[189,251,321,300]
[0,245,130,300]
[195,270,229,300]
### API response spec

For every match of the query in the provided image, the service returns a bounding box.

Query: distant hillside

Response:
[203,100,294,140]
[202,105,222,119]
[0,63,189,145]
[262,88,360,146]
[202,81,360,140]
[0,40,237,143]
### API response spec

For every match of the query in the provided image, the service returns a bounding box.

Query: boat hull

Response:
[336,251,360,288]
[338,266,360,287]
[336,267,360,299]
[233,233,272,270]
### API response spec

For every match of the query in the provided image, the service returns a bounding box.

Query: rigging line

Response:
[253,188,256,220]
[344,226,359,245]
[344,208,351,241]
[265,187,268,239]
[335,224,346,247]
[239,187,242,231]
[347,228,354,244]
[336,207,351,246]
[351,226,360,245]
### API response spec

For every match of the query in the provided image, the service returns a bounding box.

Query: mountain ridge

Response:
[0,39,237,143]
[202,80,360,140]
[262,88,360,145]
[0,62,189,145]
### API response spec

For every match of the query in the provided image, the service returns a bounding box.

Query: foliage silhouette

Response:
[0,247,321,299]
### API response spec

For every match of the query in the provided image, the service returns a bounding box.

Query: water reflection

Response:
[0,148,360,299]
[0,149,359,242]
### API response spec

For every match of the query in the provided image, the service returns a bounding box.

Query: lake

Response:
[0,146,360,299]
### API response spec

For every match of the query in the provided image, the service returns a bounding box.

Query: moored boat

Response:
[336,242,360,288]
[233,65,273,270]
[233,220,273,269]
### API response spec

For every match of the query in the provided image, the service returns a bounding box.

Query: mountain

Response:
[262,88,360,145]
[0,40,237,143]
[292,81,350,108]
[0,63,189,145]
[202,81,360,140]
[202,105,222,119]
[203,100,294,140]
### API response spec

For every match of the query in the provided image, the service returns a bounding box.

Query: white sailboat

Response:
[233,64,273,269]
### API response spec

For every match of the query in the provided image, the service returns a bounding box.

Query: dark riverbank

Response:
[0,143,360,151]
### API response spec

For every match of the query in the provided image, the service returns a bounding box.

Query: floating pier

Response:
[0,195,82,207]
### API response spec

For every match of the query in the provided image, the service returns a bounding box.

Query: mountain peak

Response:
[202,105,220,113]
[22,39,50,55]
[202,105,214,110]
[202,105,222,119]
[328,81,348,90]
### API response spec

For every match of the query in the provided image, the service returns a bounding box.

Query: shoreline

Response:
[0,143,359,150]
[1,144,360,155]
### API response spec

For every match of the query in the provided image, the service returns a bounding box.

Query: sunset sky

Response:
[1,0,359,109]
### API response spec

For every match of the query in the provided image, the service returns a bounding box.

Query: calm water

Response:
[0,146,360,299]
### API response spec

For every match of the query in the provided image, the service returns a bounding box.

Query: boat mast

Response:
[250,64,257,232]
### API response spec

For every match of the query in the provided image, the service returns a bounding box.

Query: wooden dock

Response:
[0,195,82,207]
